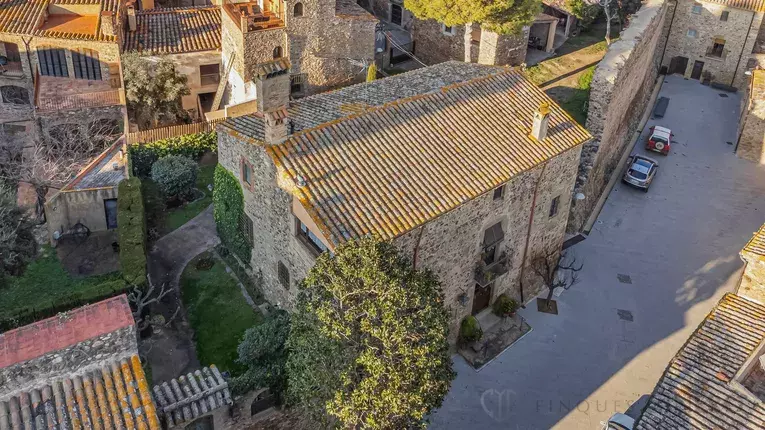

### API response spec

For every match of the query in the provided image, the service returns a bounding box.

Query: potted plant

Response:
[492,293,519,318]
[459,315,483,346]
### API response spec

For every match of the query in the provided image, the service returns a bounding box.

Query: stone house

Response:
[662,0,765,89]
[216,60,592,342]
[634,225,765,428]
[0,0,127,141]
[736,69,765,163]
[358,0,560,69]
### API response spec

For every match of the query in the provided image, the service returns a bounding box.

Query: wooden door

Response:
[104,199,118,230]
[472,282,492,315]
[691,61,704,80]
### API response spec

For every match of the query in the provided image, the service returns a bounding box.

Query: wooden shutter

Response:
[72,49,102,80]
[37,47,68,77]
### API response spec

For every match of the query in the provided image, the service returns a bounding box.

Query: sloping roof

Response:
[743,222,765,257]
[0,295,134,368]
[702,0,765,12]
[0,355,161,430]
[60,138,126,191]
[636,293,765,429]
[0,0,120,41]
[223,62,591,245]
[152,365,233,427]
[123,6,222,55]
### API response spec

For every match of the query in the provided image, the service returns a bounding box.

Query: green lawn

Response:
[164,164,215,233]
[0,247,124,322]
[181,252,261,375]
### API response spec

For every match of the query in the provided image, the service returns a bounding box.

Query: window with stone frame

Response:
[691,2,702,14]
[390,4,403,26]
[239,212,254,245]
[687,28,698,38]
[442,24,455,36]
[708,38,725,58]
[241,158,253,186]
[493,185,505,200]
[0,85,29,105]
[720,10,729,21]
[294,2,304,16]
[277,261,290,289]
[290,73,306,95]
[273,46,284,59]
[549,195,560,218]
[481,222,504,265]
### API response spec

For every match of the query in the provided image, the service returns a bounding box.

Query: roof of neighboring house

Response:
[61,138,126,191]
[635,293,765,429]
[701,0,765,12]
[123,6,222,55]
[0,355,161,430]
[0,0,121,41]
[335,0,377,20]
[221,62,591,245]
[743,222,765,257]
[152,365,233,427]
[0,295,134,368]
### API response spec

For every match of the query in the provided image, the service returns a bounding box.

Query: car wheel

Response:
[642,187,649,193]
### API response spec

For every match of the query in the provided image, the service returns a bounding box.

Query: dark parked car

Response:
[622,155,659,192]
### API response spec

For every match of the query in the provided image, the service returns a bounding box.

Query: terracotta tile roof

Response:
[63,138,126,191]
[153,365,233,427]
[224,62,591,244]
[335,0,377,20]
[743,223,765,257]
[0,295,134,368]
[0,355,161,430]
[123,6,222,55]
[636,293,765,429]
[702,0,765,11]
[0,0,120,41]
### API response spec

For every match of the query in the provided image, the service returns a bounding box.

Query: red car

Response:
[646,125,673,155]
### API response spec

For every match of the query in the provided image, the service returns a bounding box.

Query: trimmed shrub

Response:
[213,165,251,264]
[118,177,147,285]
[492,294,519,317]
[141,178,166,242]
[129,131,216,178]
[151,155,198,199]
[459,315,483,344]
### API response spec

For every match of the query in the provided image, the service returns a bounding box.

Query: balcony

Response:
[0,61,25,78]
[224,0,285,32]
[474,253,510,287]
[35,74,124,113]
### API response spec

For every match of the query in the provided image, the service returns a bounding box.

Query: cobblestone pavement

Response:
[431,76,765,429]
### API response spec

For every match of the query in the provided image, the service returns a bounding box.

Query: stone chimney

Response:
[531,102,551,141]
[140,0,154,10]
[254,58,292,144]
[127,3,137,32]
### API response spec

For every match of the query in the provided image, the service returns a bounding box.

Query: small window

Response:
[720,11,729,21]
[709,39,725,58]
[293,2,303,17]
[239,212,254,245]
[492,185,504,200]
[482,222,503,265]
[687,28,697,38]
[241,159,252,185]
[390,4,403,26]
[3,42,21,62]
[549,196,560,218]
[691,3,702,14]
[290,73,306,95]
[442,24,455,35]
[0,86,28,105]
[277,261,290,289]
[199,63,220,86]
[273,46,283,59]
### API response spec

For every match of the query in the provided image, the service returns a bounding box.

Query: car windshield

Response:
[629,169,648,180]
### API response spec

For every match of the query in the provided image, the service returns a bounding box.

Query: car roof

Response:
[651,125,671,139]
[633,155,658,165]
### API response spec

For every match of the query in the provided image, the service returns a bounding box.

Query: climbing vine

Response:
[213,164,251,263]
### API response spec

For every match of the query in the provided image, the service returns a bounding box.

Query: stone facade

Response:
[570,0,669,232]
[662,0,763,89]
[736,70,765,163]
[145,51,222,120]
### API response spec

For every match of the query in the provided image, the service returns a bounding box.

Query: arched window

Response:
[273,46,283,59]
[293,2,303,17]
[1,85,29,105]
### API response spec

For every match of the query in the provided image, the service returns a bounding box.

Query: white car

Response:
[602,413,635,430]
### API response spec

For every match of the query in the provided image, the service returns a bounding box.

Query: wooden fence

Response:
[126,119,224,144]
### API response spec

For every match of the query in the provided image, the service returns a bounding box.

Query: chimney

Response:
[531,102,551,141]
[254,58,292,144]
[100,11,116,37]
[264,109,289,144]
[140,0,154,10]
[127,4,137,32]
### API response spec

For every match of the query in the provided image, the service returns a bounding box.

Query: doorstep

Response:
[458,309,532,371]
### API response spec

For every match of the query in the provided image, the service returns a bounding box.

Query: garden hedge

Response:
[151,155,198,199]
[118,177,148,285]
[213,164,251,263]
[129,131,217,178]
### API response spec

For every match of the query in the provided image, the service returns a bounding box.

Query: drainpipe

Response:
[518,161,548,306]
[412,225,426,269]
[731,11,756,88]
[659,0,679,70]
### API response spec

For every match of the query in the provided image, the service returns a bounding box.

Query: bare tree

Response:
[596,0,617,45]
[530,248,583,311]
[0,118,121,220]
[127,280,180,332]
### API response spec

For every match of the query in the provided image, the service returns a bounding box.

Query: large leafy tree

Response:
[122,53,190,129]
[231,310,291,398]
[286,237,454,429]
[404,0,541,35]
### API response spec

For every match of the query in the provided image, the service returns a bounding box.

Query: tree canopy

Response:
[122,53,191,129]
[404,0,541,35]
[232,309,291,398]
[0,184,36,282]
[285,237,454,429]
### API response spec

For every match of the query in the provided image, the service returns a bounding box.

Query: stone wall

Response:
[394,146,582,342]
[739,249,765,305]
[662,0,763,89]
[478,27,529,66]
[0,326,136,399]
[737,70,765,163]
[46,187,119,240]
[569,0,669,232]
[412,19,468,65]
